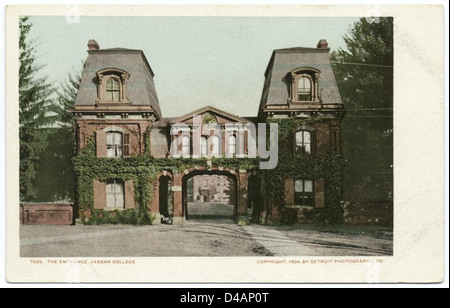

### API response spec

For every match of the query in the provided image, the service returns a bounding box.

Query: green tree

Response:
[34,65,83,202]
[56,65,83,125]
[331,17,393,202]
[19,16,56,201]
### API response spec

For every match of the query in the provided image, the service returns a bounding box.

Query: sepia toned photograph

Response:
[5,5,444,284]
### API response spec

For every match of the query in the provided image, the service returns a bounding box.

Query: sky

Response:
[28,16,359,117]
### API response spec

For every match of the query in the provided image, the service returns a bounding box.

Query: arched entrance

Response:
[182,170,237,221]
[159,175,173,222]
[248,174,262,223]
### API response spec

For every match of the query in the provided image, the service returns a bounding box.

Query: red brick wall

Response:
[312,120,341,154]
[76,120,151,156]
[21,203,74,225]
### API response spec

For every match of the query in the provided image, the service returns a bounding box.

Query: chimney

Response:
[317,39,329,49]
[88,39,100,50]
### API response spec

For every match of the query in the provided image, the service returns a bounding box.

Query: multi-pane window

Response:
[123,134,130,156]
[106,132,123,158]
[290,68,319,103]
[106,180,124,209]
[106,77,120,102]
[294,179,314,206]
[297,76,312,101]
[211,136,220,156]
[295,130,311,154]
[181,135,190,156]
[228,135,236,155]
[200,136,208,156]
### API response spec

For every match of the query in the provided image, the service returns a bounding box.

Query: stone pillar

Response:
[237,171,249,225]
[150,179,161,225]
[172,173,183,225]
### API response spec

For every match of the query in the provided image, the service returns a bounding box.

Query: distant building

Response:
[188,175,236,204]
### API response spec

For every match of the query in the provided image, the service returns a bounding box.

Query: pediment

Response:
[170,106,250,125]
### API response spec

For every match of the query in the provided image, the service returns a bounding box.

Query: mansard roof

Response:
[74,47,162,119]
[259,44,343,114]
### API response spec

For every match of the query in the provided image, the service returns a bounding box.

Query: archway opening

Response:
[159,175,173,221]
[248,174,262,223]
[183,171,237,221]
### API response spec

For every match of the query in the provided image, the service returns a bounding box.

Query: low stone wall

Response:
[343,201,393,226]
[20,203,74,225]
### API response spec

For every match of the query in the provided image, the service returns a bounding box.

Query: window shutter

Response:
[311,130,317,156]
[93,180,106,209]
[125,180,135,209]
[335,130,341,154]
[314,178,325,208]
[96,130,106,157]
[284,178,294,205]
[123,133,130,157]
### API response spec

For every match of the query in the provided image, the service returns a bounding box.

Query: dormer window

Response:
[96,68,130,104]
[297,76,312,101]
[290,68,320,103]
[106,77,120,102]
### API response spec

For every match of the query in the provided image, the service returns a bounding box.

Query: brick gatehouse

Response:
[70,39,344,225]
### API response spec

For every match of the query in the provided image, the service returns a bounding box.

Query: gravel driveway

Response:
[20,219,270,257]
[20,220,392,257]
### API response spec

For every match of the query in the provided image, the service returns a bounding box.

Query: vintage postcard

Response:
[5,5,444,283]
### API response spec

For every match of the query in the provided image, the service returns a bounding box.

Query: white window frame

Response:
[297,75,312,101]
[181,135,190,157]
[228,135,237,156]
[290,68,320,103]
[295,130,311,154]
[210,135,220,157]
[106,77,121,102]
[200,136,208,156]
[106,180,125,210]
[294,179,314,207]
[106,132,123,158]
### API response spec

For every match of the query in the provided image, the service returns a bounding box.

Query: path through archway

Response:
[182,170,237,221]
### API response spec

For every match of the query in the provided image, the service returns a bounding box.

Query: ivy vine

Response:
[72,136,259,225]
[73,116,344,225]
[264,117,345,224]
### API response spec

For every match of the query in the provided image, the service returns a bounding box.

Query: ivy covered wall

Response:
[72,135,259,225]
[72,116,344,225]
[262,117,345,224]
